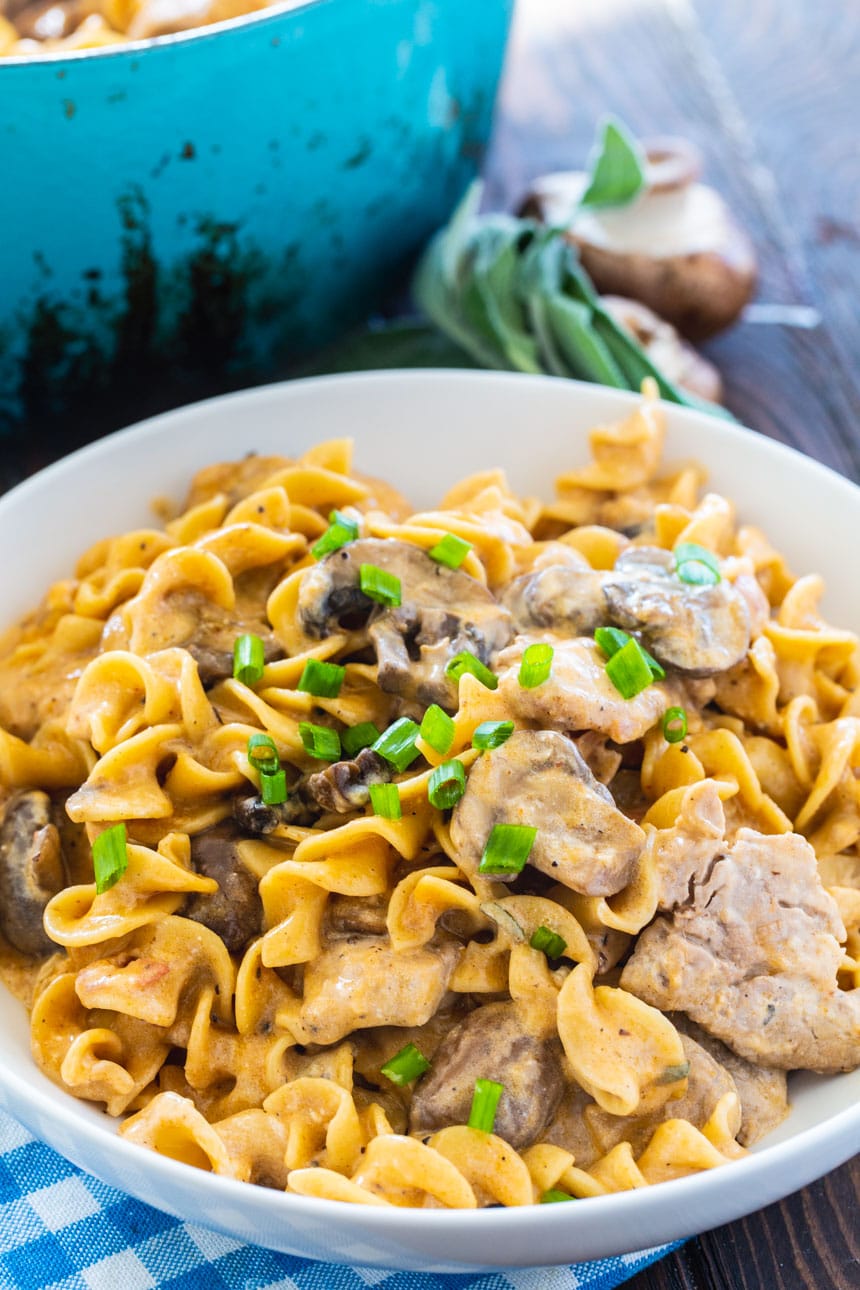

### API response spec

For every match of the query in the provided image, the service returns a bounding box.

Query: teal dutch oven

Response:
[0,0,513,435]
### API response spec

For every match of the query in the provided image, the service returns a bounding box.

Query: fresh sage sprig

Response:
[412,181,730,419]
[580,117,646,210]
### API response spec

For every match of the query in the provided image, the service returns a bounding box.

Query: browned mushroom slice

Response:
[671,1016,788,1147]
[522,138,757,339]
[604,546,751,676]
[501,563,606,635]
[325,892,389,938]
[232,788,318,835]
[450,729,644,897]
[299,933,460,1045]
[297,539,512,708]
[184,826,263,954]
[408,1002,564,1150]
[186,625,283,688]
[306,748,392,814]
[0,791,66,957]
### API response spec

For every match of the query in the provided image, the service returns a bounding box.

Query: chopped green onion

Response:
[247,732,280,774]
[419,704,455,755]
[341,722,381,757]
[594,626,632,659]
[479,823,538,875]
[297,657,346,699]
[662,706,688,743]
[380,1042,430,1086]
[311,510,359,559]
[518,642,554,689]
[428,759,466,810]
[369,782,402,820]
[428,532,472,570]
[540,1189,576,1204]
[472,720,514,751]
[359,563,401,606]
[93,822,129,894]
[674,541,721,586]
[468,1078,504,1133]
[529,925,568,959]
[298,722,341,761]
[657,1061,691,1085]
[604,638,657,699]
[233,633,265,686]
[446,650,498,691]
[373,717,421,772]
[260,768,287,806]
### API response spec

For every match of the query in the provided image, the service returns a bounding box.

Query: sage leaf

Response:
[579,117,646,210]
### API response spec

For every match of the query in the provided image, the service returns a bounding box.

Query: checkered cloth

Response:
[0,1110,681,1290]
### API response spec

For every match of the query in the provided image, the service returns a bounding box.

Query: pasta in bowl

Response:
[0,371,857,1268]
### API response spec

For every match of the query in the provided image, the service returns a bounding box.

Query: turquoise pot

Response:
[0,0,513,434]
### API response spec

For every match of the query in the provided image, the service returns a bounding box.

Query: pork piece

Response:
[184,826,263,954]
[306,748,392,814]
[0,791,66,956]
[494,635,691,744]
[325,893,389,937]
[672,1017,788,1146]
[450,730,644,897]
[621,827,860,1073]
[299,934,460,1045]
[296,539,512,708]
[502,564,605,635]
[409,1002,564,1149]
[603,546,750,676]
[649,779,726,910]
[584,1032,740,1158]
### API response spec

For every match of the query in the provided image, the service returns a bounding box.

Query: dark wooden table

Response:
[482,1,860,1287]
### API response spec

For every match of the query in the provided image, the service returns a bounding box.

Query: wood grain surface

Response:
[482,2,860,1287]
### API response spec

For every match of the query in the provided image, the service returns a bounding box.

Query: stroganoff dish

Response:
[1,384,858,1209]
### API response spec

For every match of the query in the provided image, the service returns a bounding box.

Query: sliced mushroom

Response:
[502,563,605,635]
[306,748,392,814]
[0,791,66,956]
[522,138,757,338]
[604,546,751,675]
[184,826,263,954]
[602,296,723,404]
[232,787,317,834]
[450,730,644,897]
[297,539,512,708]
[408,1002,564,1149]
[187,629,283,689]
[325,892,389,938]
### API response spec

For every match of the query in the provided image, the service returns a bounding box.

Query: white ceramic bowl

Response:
[0,371,857,1271]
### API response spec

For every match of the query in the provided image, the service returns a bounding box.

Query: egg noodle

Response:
[0,383,857,1209]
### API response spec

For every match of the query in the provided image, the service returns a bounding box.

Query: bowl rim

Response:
[1,368,858,1262]
[0,0,326,68]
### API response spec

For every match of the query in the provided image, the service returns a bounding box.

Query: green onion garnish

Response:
[428,533,472,570]
[419,704,455,755]
[540,1189,576,1204]
[369,782,402,820]
[233,633,265,686]
[428,759,466,811]
[312,510,359,560]
[604,638,660,700]
[468,1078,504,1133]
[662,706,688,743]
[380,1042,431,1086]
[359,563,402,606]
[341,722,381,758]
[593,626,632,659]
[518,642,554,689]
[478,823,537,875]
[674,542,721,586]
[373,717,421,772]
[93,822,129,894]
[247,732,280,774]
[260,768,287,806]
[297,657,346,699]
[446,650,498,691]
[298,722,341,761]
[472,720,514,751]
[529,925,568,959]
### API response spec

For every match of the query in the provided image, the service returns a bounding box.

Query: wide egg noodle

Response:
[0,390,855,1207]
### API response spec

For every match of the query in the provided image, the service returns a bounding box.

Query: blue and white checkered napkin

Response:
[0,1109,681,1290]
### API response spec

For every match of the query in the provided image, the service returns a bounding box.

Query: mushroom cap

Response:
[602,296,723,404]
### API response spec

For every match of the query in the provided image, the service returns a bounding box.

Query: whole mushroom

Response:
[522,137,757,339]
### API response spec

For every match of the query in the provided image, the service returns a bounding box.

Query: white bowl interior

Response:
[0,371,857,1270]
